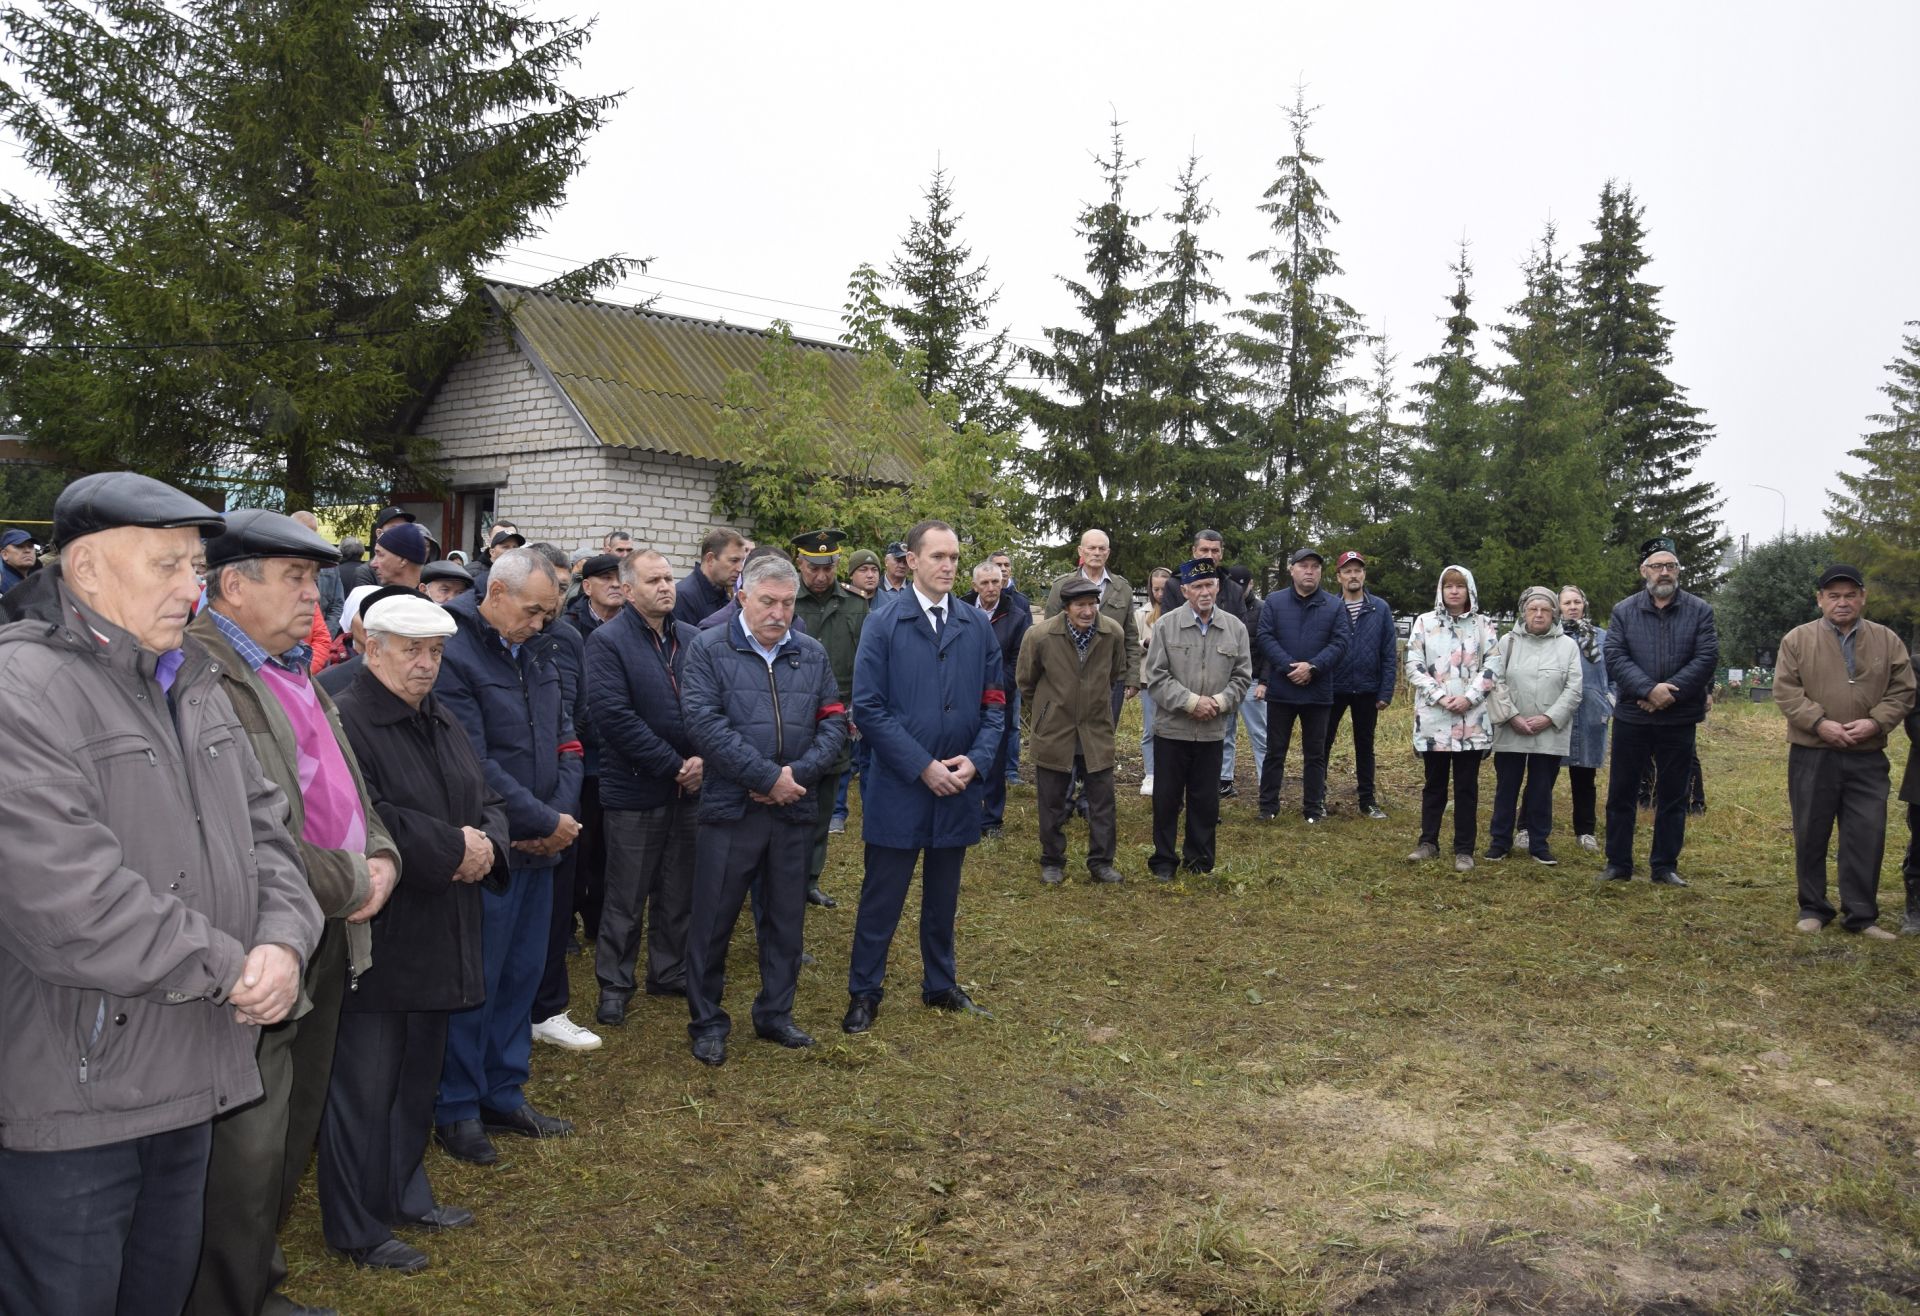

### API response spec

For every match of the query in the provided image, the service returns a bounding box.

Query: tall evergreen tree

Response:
[1405,243,1493,586]
[1830,322,1920,640]
[1574,181,1725,585]
[1130,152,1249,571]
[1477,224,1620,609]
[0,0,626,509]
[1230,90,1364,570]
[884,167,1016,434]
[1338,334,1418,607]
[1008,118,1157,576]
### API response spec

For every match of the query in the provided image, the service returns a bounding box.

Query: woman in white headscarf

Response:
[1405,564,1499,872]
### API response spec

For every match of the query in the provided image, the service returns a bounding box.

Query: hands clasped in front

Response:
[228,942,301,1026]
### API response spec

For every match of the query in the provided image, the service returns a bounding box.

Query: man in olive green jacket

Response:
[1018,577,1128,885]
[185,511,401,1313]
[793,530,869,907]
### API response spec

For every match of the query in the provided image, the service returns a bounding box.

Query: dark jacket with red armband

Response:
[852,589,1006,849]
[680,616,847,825]
[432,593,583,870]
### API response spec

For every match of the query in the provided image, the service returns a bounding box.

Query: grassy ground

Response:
[285,699,1920,1314]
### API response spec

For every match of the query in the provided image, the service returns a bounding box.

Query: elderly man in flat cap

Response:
[0,474,321,1316]
[183,510,402,1312]
[1774,564,1915,939]
[1143,558,1253,879]
[371,521,430,591]
[421,559,475,604]
[319,595,510,1275]
[1600,536,1720,887]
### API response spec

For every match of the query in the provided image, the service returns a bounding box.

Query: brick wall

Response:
[415,331,749,568]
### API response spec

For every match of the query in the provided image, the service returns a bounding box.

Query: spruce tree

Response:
[884,167,1016,434]
[1574,181,1725,585]
[1131,152,1249,572]
[0,0,625,508]
[1008,118,1157,577]
[1405,243,1493,588]
[1477,224,1621,610]
[1230,90,1364,569]
[1830,322,1920,640]
[1339,335,1418,607]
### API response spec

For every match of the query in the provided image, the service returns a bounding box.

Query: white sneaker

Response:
[1578,834,1600,852]
[1140,775,1154,796]
[532,1012,602,1051]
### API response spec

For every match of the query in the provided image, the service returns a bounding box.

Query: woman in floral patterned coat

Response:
[1405,564,1500,871]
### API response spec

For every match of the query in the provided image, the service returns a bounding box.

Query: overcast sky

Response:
[483,0,1917,553]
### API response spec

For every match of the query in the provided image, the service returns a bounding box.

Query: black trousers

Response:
[1490,752,1561,854]
[806,765,848,882]
[1324,693,1382,807]
[1902,801,1920,916]
[574,775,606,941]
[1419,749,1485,854]
[1606,721,1696,875]
[1152,737,1225,875]
[685,806,808,1038]
[0,1121,213,1316]
[1567,765,1599,836]
[1788,744,1889,931]
[317,1010,447,1252]
[1036,764,1116,868]
[595,799,697,999]
[188,919,346,1316]
[533,839,581,1023]
[1260,702,1332,817]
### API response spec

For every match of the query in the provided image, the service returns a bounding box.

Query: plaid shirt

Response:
[206,606,310,674]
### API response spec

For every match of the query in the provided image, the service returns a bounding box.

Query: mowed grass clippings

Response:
[283,700,1920,1314]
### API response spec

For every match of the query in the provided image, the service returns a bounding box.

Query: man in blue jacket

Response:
[680,555,847,1065]
[589,549,702,1026]
[845,520,1005,1033]
[430,548,582,1165]
[1601,536,1719,886]
[1255,548,1349,823]
[1321,550,1397,819]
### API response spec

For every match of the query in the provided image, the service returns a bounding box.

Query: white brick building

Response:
[396,284,925,566]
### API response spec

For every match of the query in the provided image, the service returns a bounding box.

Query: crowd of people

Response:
[1,476,1915,1315]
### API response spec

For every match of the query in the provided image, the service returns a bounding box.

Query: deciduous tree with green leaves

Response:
[0,0,628,510]
[1829,322,1920,641]
[1711,532,1831,668]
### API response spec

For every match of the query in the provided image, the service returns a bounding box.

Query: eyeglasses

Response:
[1644,561,1680,573]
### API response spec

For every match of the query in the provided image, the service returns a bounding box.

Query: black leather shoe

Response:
[595,993,627,1027]
[433,1119,497,1165]
[842,995,879,1034]
[690,1033,727,1066]
[480,1102,573,1139]
[1651,871,1689,887]
[1088,864,1124,884]
[645,981,687,998]
[1596,867,1633,883]
[755,1021,816,1049]
[399,1204,474,1231]
[341,1238,429,1273]
[1219,782,1238,798]
[925,987,993,1018]
[806,880,838,908]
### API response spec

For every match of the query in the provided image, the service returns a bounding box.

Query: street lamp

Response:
[1749,484,1787,538]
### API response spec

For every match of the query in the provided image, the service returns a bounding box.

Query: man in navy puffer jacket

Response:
[679,554,847,1065]
[1321,550,1398,819]
[1255,548,1349,822]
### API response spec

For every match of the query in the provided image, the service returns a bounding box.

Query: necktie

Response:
[931,604,945,637]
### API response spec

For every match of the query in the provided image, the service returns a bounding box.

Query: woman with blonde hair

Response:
[1405,564,1500,871]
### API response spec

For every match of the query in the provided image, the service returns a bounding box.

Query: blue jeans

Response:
[834,738,869,822]
[437,863,552,1122]
[1224,694,1268,781]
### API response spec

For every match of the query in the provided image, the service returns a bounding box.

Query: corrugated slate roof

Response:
[483,283,930,484]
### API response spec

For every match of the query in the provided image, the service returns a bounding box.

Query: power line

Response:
[0,324,428,353]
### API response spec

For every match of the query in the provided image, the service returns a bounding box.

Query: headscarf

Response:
[1557,584,1603,662]
[1517,586,1559,625]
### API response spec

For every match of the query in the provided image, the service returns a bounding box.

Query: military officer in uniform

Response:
[791,529,869,908]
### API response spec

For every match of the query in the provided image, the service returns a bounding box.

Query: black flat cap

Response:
[203,508,341,569]
[53,472,226,546]
[579,553,621,580]
[1059,576,1103,602]
[1817,563,1865,590]
[374,505,415,527]
[421,559,474,588]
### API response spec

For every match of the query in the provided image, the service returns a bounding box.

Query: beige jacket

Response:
[1774,616,1915,751]
[1143,605,1252,743]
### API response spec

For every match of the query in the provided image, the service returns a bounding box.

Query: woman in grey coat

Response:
[1487,586,1583,864]
[1558,585,1611,852]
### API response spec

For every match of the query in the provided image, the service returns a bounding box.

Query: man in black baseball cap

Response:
[373,505,415,532]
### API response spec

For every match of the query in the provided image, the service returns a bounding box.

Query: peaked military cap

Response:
[791,529,847,561]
